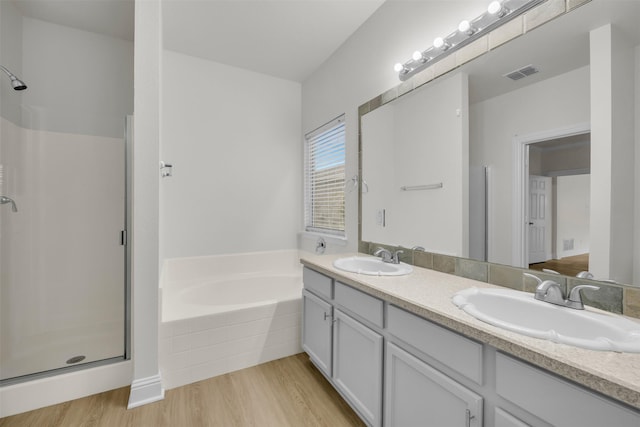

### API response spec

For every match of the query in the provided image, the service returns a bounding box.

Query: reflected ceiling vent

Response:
[504,64,539,81]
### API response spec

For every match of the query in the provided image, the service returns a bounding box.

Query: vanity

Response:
[300,252,640,427]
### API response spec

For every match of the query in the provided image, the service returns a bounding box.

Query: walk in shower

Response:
[0,1,132,382]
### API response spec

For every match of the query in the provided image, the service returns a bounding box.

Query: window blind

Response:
[304,115,346,236]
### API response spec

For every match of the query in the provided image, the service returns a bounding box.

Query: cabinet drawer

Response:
[303,267,333,300]
[334,281,384,328]
[387,305,483,384]
[496,353,640,427]
[494,408,530,427]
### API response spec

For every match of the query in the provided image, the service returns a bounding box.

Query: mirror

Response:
[360,0,640,286]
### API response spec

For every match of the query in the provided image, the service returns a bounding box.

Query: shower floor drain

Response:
[66,355,86,364]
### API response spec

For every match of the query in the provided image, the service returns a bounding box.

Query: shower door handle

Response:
[0,196,18,212]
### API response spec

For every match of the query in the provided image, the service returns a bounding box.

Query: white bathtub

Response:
[159,250,303,389]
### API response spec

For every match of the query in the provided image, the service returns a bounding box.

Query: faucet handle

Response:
[523,272,542,286]
[373,247,393,262]
[392,250,404,264]
[568,285,599,308]
[534,280,566,306]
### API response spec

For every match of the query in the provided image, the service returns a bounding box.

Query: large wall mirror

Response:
[360,0,640,287]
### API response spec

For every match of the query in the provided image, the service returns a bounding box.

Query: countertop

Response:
[300,252,640,410]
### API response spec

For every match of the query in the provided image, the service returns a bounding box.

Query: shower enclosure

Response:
[0,1,132,382]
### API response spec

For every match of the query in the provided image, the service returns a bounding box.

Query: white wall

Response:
[161,51,301,260]
[21,17,133,138]
[362,72,469,255]
[590,24,635,284]
[469,66,590,266]
[635,45,640,285]
[128,0,163,409]
[301,0,488,253]
[556,174,590,258]
[0,0,24,125]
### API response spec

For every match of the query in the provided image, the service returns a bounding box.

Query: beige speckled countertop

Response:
[300,252,640,410]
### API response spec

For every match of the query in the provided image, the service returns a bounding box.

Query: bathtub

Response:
[159,249,303,389]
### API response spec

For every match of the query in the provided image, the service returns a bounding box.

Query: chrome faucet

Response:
[525,273,599,310]
[373,247,403,264]
[566,285,600,310]
[373,247,393,262]
[534,280,567,306]
[0,196,18,212]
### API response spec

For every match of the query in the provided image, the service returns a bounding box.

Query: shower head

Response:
[0,65,27,91]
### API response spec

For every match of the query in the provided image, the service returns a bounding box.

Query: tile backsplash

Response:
[361,241,639,319]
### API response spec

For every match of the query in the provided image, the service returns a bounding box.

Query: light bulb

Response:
[433,37,450,50]
[394,63,405,73]
[412,51,423,61]
[488,1,508,16]
[458,20,471,33]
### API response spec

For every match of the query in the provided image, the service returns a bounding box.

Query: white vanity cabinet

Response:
[302,267,384,427]
[496,353,640,427]
[385,342,483,427]
[302,289,333,377]
[301,264,640,427]
[333,308,383,427]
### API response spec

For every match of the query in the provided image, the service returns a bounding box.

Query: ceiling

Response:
[12,0,135,42]
[10,1,640,87]
[11,0,386,83]
[162,0,385,82]
[462,0,640,103]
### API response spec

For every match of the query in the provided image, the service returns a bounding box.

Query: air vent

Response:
[504,64,539,81]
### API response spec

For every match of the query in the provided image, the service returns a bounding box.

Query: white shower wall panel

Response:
[0,117,125,379]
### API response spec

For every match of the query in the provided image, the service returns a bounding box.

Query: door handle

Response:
[465,409,475,427]
[0,196,18,212]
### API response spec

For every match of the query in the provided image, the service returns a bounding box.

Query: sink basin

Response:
[453,287,640,352]
[333,256,413,276]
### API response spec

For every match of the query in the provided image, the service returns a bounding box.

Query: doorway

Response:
[512,123,591,276]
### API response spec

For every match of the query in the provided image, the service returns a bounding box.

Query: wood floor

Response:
[0,353,365,427]
[529,253,589,277]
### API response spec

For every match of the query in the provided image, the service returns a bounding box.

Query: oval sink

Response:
[333,256,413,276]
[453,287,640,352]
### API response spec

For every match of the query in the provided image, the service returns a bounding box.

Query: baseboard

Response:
[127,373,165,409]
[0,360,132,418]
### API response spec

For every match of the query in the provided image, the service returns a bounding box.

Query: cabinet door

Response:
[333,309,383,427]
[302,290,333,377]
[385,342,483,427]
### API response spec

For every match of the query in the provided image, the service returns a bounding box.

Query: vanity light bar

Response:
[395,0,547,81]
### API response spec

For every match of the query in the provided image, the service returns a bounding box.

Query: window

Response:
[304,115,346,236]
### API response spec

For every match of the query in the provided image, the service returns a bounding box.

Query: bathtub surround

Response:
[159,250,303,389]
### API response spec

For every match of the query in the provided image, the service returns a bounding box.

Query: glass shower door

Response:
[0,117,126,381]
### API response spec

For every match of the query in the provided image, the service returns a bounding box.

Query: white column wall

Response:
[128,0,163,409]
[590,24,635,284]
